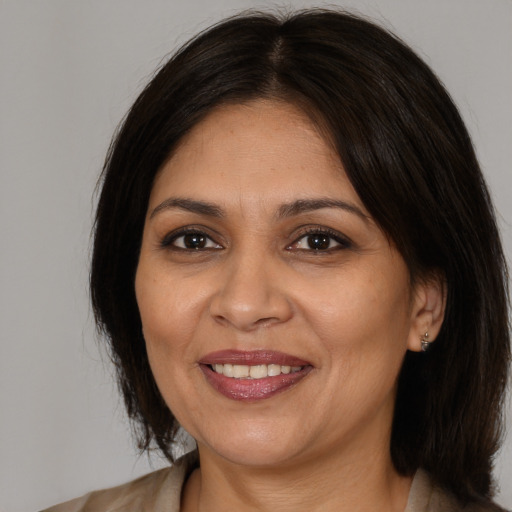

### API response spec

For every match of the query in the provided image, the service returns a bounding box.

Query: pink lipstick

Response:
[198,350,313,401]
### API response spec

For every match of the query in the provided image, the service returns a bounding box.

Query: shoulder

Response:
[40,452,198,512]
[407,470,509,512]
[41,467,173,512]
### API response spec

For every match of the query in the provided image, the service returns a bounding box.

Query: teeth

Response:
[233,365,249,378]
[211,363,304,379]
[249,365,267,379]
[267,364,281,376]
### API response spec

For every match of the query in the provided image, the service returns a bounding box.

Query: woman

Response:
[44,9,510,512]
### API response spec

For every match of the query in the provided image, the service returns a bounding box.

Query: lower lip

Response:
[200,364,313,401]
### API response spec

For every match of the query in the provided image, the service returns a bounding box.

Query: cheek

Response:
[294,260,412,387]
[303,276,409,343]
[135,277,190,396]
[136,265,205,348]
[135,268,204,414]
[303,272,410,428]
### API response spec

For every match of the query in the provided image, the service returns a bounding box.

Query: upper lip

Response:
[198,349,311,367]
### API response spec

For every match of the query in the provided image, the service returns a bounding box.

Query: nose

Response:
[209,253,293,331]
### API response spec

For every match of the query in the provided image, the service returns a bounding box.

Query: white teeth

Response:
[223,363,234,377]
[211,363,304,379]
[267,364,281,376]
[233,365,250,378]
[249,365,268,379]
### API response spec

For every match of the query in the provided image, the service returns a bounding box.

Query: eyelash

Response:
[288,227,352,252]
[160,226,352,253]
[160,227,222,251]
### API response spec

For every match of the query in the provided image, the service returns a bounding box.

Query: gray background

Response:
[1,1,511,510]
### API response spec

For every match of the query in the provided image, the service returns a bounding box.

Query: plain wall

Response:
[1,1,511,510]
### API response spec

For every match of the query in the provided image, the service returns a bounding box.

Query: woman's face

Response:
[136,100,432,468]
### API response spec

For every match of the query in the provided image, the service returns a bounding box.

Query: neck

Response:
[181,440,412,512]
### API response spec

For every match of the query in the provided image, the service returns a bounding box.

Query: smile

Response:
[211,363,303,379]
[199,350,313,401]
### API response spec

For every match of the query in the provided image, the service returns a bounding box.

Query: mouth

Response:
[210,363,304,378]
[198,350,313,401]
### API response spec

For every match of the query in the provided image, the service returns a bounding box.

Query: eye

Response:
[162,229,222,251]
[288,228,351,252]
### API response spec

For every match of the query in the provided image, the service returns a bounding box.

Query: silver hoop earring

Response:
[421,332,430,352]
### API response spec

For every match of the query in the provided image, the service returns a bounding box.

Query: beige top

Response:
[40,453,492,512]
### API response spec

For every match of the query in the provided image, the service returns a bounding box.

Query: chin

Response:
[196,420,306,468]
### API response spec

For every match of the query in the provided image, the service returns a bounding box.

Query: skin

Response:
[135,100,445,512]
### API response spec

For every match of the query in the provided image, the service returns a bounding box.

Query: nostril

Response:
[211,313,280,330]
[254,317,280,327]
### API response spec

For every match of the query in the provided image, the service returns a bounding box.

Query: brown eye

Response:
[183,233,207,249]
[288,229,350,252]
[307,234,331,250]
[162,229,222,251]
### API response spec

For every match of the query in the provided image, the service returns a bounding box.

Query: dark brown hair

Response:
[90,9,510,507]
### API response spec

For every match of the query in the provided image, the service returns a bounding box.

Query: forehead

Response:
[149,100,365,213]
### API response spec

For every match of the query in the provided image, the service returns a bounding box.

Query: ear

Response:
[407,272,446,352]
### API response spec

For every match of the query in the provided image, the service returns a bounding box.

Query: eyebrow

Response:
[150,196,369,222]
[277,198,369,222]
[150,198,225,219]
